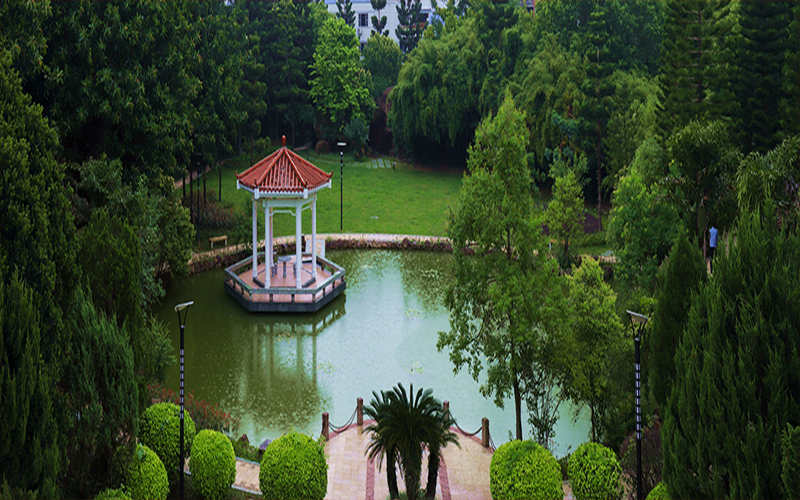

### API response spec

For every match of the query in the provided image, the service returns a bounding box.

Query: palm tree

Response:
[364,383,459,500]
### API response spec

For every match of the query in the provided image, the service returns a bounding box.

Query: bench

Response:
[209,235,228,248]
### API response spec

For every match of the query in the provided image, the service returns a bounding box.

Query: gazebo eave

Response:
[236,179,332,200]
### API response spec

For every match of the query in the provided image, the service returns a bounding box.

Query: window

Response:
[359,13,368,27]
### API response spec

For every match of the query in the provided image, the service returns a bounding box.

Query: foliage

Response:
[662,204,799,499]
[782,425,800,500]
[546,172,585,264]
[619,416,663,500]
[396,0,424,53]
[607,146,679,290]
[147,383,240,436]
[343,117,370,158]
[0,49,75,499]
[649,230,706,410]
[139,402,197,487]
[335,0,355,27]
[439,93,565,441]
[62,286,139,498]
[189,430,237,500]
[95,486,132,500]
[230,436,262,463]
[310,17,373,135]
[122,444,169,500]
[363,34,402,99]
[370,0,389,36]
[736,136,800,230]
[562,259,623,442]
[568,442,622,500]
[259,431,328,500]
[489,440,562,500]
[364,383,458,499]
[645,482,670,500]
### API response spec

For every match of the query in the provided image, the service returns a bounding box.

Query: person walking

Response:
[709,224,718,273]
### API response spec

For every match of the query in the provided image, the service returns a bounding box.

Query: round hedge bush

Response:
[123,444,169,500]
[490,440,562,500]
[189,430,237,500]
[568,442,622,500]
[95,487,131,500]
[139,402,196,485]
[259,431,328,500]
[646,481,670,500]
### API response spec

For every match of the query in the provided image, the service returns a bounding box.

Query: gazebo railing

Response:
[224,252,345,302]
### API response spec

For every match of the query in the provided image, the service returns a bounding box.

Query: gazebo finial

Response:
[282,135,286,147]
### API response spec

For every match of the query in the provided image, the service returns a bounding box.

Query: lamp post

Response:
[627,310,648,500]
[174,301,194,500]
[337,142,346,231]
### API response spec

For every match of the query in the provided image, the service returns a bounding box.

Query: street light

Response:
[626,310,648,500]
[174,301,194,500]
[337,142,346,231]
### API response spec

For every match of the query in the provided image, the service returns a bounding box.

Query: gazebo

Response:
[223,136,346,312]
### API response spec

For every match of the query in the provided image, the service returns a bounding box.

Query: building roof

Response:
[236,136,332,196]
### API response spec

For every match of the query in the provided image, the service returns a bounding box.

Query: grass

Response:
[185,150,464,252]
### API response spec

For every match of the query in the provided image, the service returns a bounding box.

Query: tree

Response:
[371,0,389,35]
[562,259,624,442]
[437,93,565,440]
[363,34,402,99]
[336,0,355,27]
[607,141,680,290]
[310,17,373,135]
[649,230,707,411]
[396,0,424,53]
[546,172,585,266]
[364,384,457,500]
[662,204,800,499]
[62,286,139,498]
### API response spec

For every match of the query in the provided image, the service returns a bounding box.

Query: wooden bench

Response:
[209,235,228,248]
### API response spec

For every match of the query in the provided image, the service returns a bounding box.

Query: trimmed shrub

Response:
[490,440,562,500]
[123,444,168,500]
[95,487,131,500]
[139,402,196,486]
[646,481,670,500]
[190,430,237,500]
[782,425,800,500]
[259,431,328,500]
[568,442,622,500]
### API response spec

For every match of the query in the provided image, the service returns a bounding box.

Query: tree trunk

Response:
[387,446,399,499]
[425,449,438,499]
[514,375,522,441]
[219,163,222,201]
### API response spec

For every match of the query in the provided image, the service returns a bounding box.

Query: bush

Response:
[568,442,622,500]
[646,481,670,500]
[95,487,131,500]
[782,424,800,500]
[558,453,571,481]
[123,444,168,500]
[259,431,328,500]
[490,440,562,500]
[147,384,240,436]
[139,402,196,486]
[190,430,236,500]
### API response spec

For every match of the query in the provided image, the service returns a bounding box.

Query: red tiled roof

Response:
[236,137,332,194]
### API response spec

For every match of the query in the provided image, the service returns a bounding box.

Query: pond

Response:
[153,250,589,457]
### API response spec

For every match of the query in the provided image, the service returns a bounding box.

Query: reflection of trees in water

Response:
[326,249,396,289]
[234,296,346,433]
[397,252,452,313]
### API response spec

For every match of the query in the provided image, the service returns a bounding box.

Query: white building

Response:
[324,0,435,49]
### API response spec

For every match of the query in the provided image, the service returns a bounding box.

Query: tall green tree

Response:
[662,205,800,499]
[62,286,139,498]
[363,34,402,99]
[336,0,356,27]
[735,1,794,154]
[562,258,624,443]
[371,0,389,35]
[545,172,585,265]
[437,93,564,440]
[310,17,373,136]
[657,0,738,140]
[649,230,707,411]
[396,0,424,53]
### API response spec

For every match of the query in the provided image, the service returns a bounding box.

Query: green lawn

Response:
[188,151,465,252]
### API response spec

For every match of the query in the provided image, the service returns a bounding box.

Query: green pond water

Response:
[153,250,589,456]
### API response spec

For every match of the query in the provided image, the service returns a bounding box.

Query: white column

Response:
[269,206,274,282]
[264,201,270,288]
[312,199,318,280]
[251,198,258,280]
[295,200,302,289]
